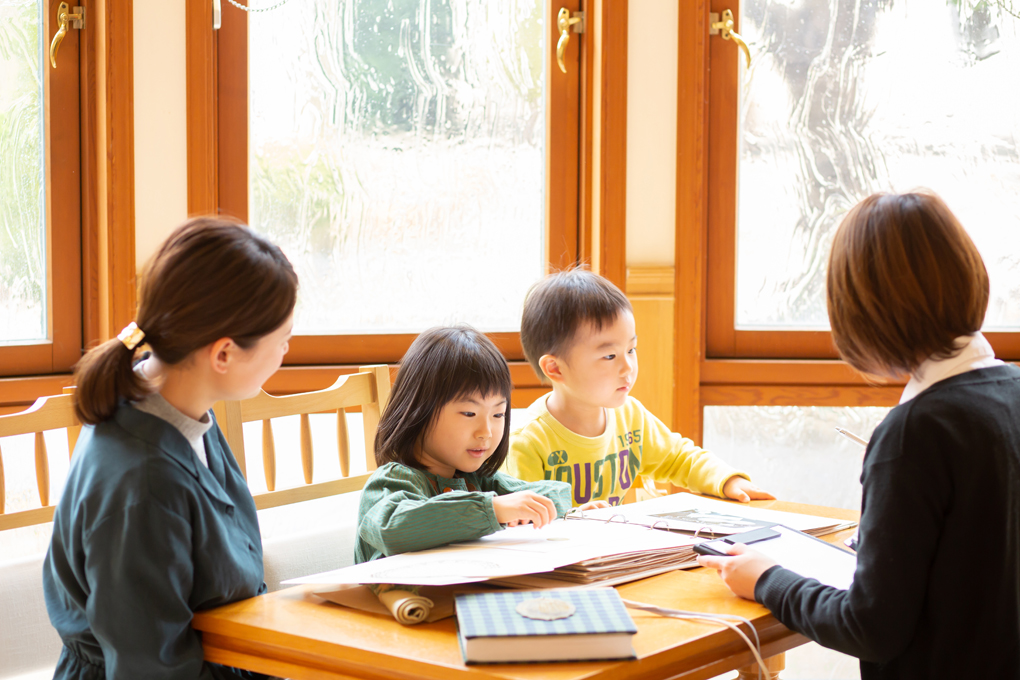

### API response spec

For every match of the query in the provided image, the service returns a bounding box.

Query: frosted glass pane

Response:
[702,405,891,510]
[249,0,546,334]
[736,1,1020,329]
[0,1,46,343]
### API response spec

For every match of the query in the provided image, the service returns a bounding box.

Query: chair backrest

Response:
[0,390,81,532]
[212,365,392,511]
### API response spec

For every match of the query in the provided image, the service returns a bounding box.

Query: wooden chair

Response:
[212,365,392,510]
[0,388,81,532]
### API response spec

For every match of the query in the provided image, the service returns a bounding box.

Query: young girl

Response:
[356,326,580,563]
[44,218,297,680]
[698,192,1020,678]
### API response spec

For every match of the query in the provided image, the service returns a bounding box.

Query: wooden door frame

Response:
[85,0,137,348]
[185,0,627,380]
[0,0,83,377]
[0,0,136,406]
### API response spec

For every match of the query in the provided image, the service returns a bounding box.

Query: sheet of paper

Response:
[729,525,857,590]
[285,546,565,586]
[575,493,852,535]
[456,517,698,556]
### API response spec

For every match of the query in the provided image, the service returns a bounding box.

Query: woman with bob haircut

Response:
[354,325,580,564]
[44,217,297,680]
[698,192,1020,678]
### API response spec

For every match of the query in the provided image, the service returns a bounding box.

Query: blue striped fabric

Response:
[455,588,637,639]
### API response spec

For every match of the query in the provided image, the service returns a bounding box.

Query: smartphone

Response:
[693,526,781,557]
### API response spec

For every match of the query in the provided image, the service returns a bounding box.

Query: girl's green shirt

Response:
[355,461,572,563]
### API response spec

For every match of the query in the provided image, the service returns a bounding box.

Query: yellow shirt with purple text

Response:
[505,395,748,506]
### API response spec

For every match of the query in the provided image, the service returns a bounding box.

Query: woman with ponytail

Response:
[43,217,297,680]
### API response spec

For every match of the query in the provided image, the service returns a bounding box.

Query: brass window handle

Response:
[50,2,85,69]
[556,8,584,74]
[710,9,751,69]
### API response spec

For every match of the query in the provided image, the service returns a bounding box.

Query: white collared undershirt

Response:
[899,332,1004,405]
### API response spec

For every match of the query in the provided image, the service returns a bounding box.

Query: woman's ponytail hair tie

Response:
[117,322,146,351]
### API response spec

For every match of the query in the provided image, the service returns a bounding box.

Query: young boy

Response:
[507,269,772,507]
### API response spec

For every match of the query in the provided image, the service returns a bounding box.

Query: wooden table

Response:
[193,501,859,680]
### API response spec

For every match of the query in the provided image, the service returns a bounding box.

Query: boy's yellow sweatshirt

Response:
[506,395,748,506]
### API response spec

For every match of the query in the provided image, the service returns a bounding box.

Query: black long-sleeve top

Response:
[755,364,1020,679]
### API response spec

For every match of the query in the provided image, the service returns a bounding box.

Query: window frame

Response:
[186,0,628,378]
[702,3,1020,362]
[673,0,917,446]
[0,0,136,409]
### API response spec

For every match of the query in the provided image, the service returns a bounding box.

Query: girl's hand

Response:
[577,500,611,511]
[723,476,775,503]
[493,492,557,529]
[696,542,778,600]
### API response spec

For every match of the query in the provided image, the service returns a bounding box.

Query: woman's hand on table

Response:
[696,542,779,601]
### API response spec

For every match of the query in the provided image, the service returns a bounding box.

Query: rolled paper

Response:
[371,583,435,625]
[377,589,435,625]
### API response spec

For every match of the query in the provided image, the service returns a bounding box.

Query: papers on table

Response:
[285,518,700,587]
[284,494,857,588]
[572,492,856,537]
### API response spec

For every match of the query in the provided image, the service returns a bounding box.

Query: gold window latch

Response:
[556,8,584,74]
[50,2,85,69]
[710,9,752,69]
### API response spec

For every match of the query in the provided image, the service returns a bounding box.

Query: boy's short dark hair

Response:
[520,268,633,380]
[375,325,513,477]
[827,192,988,376]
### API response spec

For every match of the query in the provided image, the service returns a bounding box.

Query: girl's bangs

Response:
[449,348,512,404]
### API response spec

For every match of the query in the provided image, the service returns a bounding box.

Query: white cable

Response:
[622,599,767,680]
[224,0,293,12]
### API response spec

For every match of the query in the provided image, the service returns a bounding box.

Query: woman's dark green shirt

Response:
[43,403,267,680]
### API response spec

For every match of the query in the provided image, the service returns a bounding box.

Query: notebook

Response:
[455,588,637,664]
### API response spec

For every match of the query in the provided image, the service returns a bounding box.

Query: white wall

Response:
[133,1,188,268]
[625,0,678,267]
[130,3,676,268]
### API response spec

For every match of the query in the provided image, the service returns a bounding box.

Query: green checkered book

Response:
[455,588,637,664]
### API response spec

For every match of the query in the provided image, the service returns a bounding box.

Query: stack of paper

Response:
[486,520,701,588]
[285,518,700,588]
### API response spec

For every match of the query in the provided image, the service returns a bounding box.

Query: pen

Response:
[834,427,868,448]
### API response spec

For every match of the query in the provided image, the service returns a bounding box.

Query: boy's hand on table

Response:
[696,542,778,601]
[577,500,611,512]
[723,476,775,503]
[494,492,556,529]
